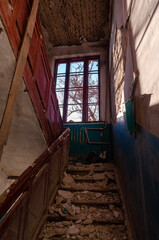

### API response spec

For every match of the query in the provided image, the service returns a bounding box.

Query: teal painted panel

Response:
[64,123,111,161]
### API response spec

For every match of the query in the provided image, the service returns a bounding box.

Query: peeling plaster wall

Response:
[0,20,16,125]
[110,0,159,239]
[131,0,159,138]
[109,0,159,137]
[50,42,110,122]
[1,81,47,177]
[0,20,47,195]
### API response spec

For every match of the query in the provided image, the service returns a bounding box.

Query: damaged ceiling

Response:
[38,0,111,48]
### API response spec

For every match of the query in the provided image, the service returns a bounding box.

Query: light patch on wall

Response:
[0,80,47,182]
[117,88,126,119]
[0,20,16,125]
[111,27,127,123]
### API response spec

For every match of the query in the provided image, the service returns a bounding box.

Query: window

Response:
[55,57,100,122]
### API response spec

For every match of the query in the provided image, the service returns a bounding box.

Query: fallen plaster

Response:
[37,161,133,240]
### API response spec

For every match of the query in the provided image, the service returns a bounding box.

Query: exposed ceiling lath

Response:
[39,0,110,47]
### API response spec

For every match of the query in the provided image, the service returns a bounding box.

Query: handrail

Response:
[0,128,70,220]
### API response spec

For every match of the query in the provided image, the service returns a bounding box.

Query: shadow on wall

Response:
[112,103,159,240]
[110,1,159,240]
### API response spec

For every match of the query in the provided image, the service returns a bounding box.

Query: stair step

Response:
[56,190,120,204]
[38,221,128,240]
[47,216,125,225]
[37,161,129,240]
[67,163,114,171]
[66,167,114,173]
[59,186,118,193]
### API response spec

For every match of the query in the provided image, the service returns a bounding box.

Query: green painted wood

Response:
[64,123,111,161]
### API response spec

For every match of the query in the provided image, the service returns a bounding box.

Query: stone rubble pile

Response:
[37,162,129,240]
[39,221,127,240]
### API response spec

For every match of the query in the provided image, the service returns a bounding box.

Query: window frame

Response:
[54,56,100,122]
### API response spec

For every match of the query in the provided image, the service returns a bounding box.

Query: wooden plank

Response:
[0,0,39,159]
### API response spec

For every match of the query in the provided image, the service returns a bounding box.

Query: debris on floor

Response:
[37,161,130,240]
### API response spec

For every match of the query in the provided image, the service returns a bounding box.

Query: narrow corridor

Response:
[37,160,131,240]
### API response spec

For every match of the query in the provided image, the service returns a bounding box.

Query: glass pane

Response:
[59,107,63,118]
[56,76,66,89]
[88,59,99,72]
[88,104,99,121]
[57,63,66,74]
[88,73,98,86]
[69,75,83,88]
[56,90,64,105]
[70,61,84,73]
[68,89,83,104]
[88,87,99,103]
[67,104,82,122]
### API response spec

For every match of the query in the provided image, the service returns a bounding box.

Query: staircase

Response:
[37,160,131,240]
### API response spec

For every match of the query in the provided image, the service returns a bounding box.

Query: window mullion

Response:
[63,61,70,122]
[83,59,88,122]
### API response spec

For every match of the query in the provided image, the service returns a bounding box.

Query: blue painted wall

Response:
[112,116,159,240]
[64,122,111,161]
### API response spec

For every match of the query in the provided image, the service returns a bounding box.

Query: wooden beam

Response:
[0,0,39,159]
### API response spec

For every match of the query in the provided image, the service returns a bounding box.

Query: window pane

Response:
[88,73,98,86]
[69,75,83,88]
[88,59,99,72]
[88,87,99,103]
[68,89,83,104]
[67,104,82,122]
[59,107,63,118]
[70,61,84,73]
[57,63,66,74]
[56,76,66,89]
[56,90,64,105]
[88,104,99,121]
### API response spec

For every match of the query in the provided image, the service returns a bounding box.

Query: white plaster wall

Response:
[110,0,159,138]
[130,0,158,51]
[0,20,47,194]
[0,81,47,177]
[0,20,16,125]
[50,41,109,122]
[130,0,159,137]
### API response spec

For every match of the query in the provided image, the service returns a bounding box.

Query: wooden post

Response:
[0,0,39,160]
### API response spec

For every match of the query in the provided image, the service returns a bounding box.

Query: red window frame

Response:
[54,56,100,122]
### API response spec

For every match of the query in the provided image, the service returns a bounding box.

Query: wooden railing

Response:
[0,128,70,240]
[0,2,70,239]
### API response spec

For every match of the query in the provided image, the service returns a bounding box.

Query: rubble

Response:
[93,172,106,180]
[68,225,80,235]
[83,218,93,225]
[80,225,95,236]
[56,196,63,205]
[113,211,120,218]
[95,192,102,198]
[58,190,73,199]
[63,174,74,185]
[38,161,129,240]
[62,203,74,216]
